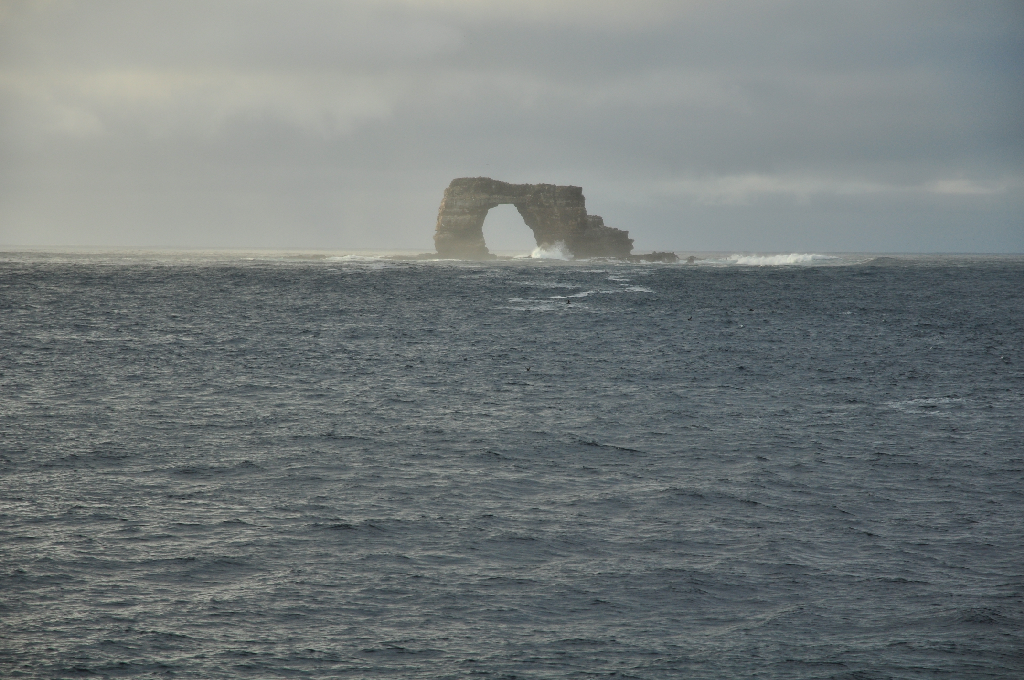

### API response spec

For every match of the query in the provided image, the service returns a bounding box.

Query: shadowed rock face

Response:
[434,177,633,259]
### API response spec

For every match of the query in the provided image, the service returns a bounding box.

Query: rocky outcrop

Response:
[629,251,679,263]
[433,177,633,259]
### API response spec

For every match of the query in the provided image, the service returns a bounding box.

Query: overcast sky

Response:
[1,0,1021,253]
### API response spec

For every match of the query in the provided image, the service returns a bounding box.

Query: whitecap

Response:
[327,255,384,262]
[505,297,571,311]
[726,253,839,266]
[518,281,580,289]
[530,242,572,260]
[885,397,965,414]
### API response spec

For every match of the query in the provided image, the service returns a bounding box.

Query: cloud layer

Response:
[2,0,1021,252]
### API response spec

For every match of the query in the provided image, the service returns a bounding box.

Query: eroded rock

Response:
[628,251,679,263]
[433,177,633,259]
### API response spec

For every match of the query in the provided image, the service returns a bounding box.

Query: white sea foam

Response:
[531,242,572,260]
[518,281,580,289]
[505,297,578,311]
[727,253,839,266]
[326,254,395,269]
[327,255,384,262]
[886,397,965,413]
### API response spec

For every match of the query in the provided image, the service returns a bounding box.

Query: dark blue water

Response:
[2,252,1022,679]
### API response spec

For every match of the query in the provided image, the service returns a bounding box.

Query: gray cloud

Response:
[1,0,1021,252]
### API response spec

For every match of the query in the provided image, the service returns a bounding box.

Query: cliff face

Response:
[433,177,633,259]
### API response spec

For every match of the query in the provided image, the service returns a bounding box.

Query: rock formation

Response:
[433,177,633,259]
[630,251,680,263]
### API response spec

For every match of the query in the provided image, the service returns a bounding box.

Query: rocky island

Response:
[433,177,634,259]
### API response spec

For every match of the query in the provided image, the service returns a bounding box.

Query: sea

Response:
[1,250,1022,679]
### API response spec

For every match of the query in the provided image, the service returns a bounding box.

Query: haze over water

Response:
[2,251,1021,678]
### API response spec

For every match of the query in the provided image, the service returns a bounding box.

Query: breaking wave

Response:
[531,242,572,260]
[327,255,385,262]
[727,253,838,265]
[727,253,838,266]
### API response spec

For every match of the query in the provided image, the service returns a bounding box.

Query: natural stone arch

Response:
[433,177,633,259]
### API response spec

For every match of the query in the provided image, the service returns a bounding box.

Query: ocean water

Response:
[1,251,1022,679]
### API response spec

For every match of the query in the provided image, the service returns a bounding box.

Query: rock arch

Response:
[433,177,633,259]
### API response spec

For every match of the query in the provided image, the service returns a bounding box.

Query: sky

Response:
[1,0,1021,253]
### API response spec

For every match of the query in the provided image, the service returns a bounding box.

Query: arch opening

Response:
[480,203,537,257]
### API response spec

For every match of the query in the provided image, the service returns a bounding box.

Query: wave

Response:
[327,255,385,262]
[518,281,580,289]
[885,396,965,414]
[531,242,572,260]
[726,253,838,266]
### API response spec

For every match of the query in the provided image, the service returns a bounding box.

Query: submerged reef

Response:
[433,177,634,259]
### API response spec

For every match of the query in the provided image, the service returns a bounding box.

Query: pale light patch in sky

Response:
[924,178,1020,197]
[2,68,399,137]
[653,174,1022,205]
[393,0,689,28]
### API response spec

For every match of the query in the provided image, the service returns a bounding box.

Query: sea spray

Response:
[728,253,838,265]
[531,242,572,260]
